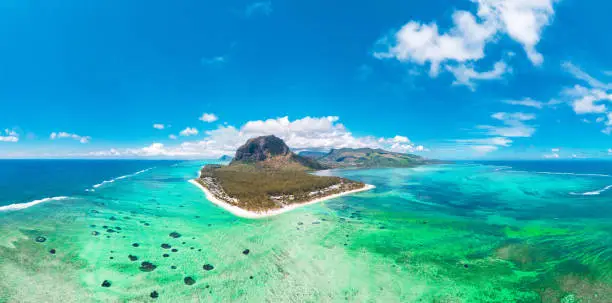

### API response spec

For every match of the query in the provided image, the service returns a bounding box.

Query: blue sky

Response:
[1,0,611,159]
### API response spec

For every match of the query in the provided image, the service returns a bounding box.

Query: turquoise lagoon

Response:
[1,160,612,302]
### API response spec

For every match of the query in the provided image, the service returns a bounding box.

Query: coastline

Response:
[188,179,375,219]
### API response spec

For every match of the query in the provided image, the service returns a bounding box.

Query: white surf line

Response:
[505,170,611,178]
[0,196,71,212]
[188,179,375,219]
[90,168,154,190]
[570,184,612,196]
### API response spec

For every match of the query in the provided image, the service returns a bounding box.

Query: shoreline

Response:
[188,179,375,219]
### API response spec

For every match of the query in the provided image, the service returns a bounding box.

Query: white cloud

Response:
[561,62,612,134]
[179,127,199,137]
[543,152,559,159]
[562,62,611,90]
[50,132,91,144]
[0,129,19,142]
[169,134,178,140]
[455,136,513,154]
[504,98,545,109]
[374,0,557,84]
[153,124,165,130]
[455,137,513,147]
[199,113,219,123]
[374,10,496,75]
[88,116,426,158]
[543,148,561,158]
[478,112,537,137]
[608,148,612,155]
[564,85,610,114]
[471,145,499,154]
[201,56,226,65]
[245,1,272,17]
[491,112,536,121]
[446,60,510,90]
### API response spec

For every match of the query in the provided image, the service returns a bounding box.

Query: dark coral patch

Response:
[161,244,171,249]
[35,236,46,243]
[202,264,214,271]
[128,255,138,261]
[139,261,157,272]
[184,277,195,285]
[169,232,181,238]
[242,249,250,255]
[101,280,111,287]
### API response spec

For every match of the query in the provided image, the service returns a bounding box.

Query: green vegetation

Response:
[199,164,363,212]
[318,148,430,168]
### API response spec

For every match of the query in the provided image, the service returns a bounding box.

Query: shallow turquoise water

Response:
[1,161,611,302]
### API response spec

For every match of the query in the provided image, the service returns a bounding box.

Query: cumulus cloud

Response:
[504,98,546,109]
[374,0,557,87]
[50,132,91,144]
[454,136,512,154]
[87,116,427,158]
[446,60,510,90]
[478,112,537,137]
[245,1,272,17]
[561,62,612,134]
[544,148,560,159]
[201,56,226,65]
[471,145,499,154]
[0,129,19,142]
[199,113,219,123]
[455,137,513,147]
[179,127,199,137]
[153,124,165,130]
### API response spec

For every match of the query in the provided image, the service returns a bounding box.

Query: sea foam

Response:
[91,168,152,190]
[570,185,612,196]
[506,170,611,178]
[0,196,71,212]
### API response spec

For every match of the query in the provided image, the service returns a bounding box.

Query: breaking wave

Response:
[570,185,612,196]
[0,196,71,212]
[91,168,153,190]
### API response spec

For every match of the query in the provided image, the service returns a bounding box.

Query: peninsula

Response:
[190,135,374,218]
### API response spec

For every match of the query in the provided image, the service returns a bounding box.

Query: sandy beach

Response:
[188,179,375,219]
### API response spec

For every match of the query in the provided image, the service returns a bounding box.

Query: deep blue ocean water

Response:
[474,160,612,175]
[0,160,180,207]
[2,159,610,209]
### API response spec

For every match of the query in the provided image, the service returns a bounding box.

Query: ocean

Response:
[0,160,611,302]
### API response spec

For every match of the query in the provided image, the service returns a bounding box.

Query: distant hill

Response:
[318,148,426,168]
[298,151,328,159]
[231,135,325,170]
[218,155,233,162]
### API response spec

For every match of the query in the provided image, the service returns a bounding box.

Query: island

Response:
[189,135,375,218]
[301,147,433,168]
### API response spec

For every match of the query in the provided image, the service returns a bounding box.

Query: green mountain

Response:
[230,135,325,170]
[318,148,427,168]
[298,150,328,159]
